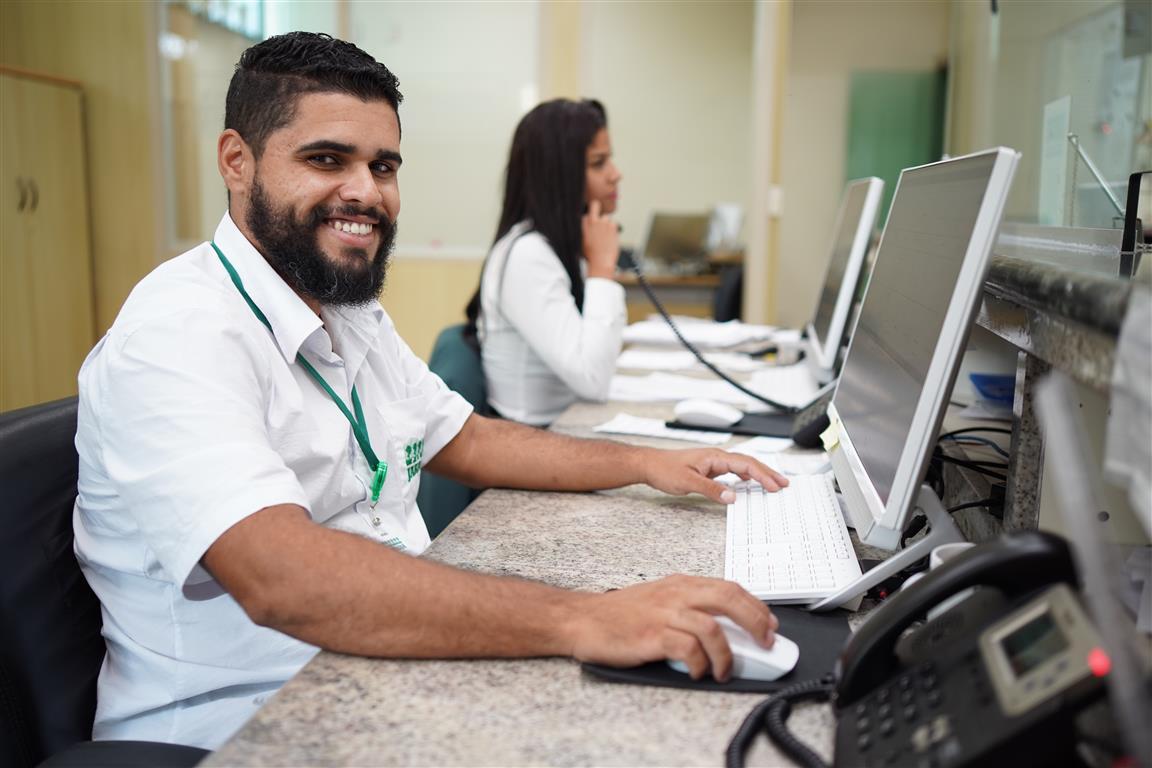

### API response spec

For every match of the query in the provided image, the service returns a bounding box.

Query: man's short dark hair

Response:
[225,32,403,158]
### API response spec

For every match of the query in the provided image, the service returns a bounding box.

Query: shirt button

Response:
[373,517,381,526]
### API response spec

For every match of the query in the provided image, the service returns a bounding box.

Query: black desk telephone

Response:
[831,531,1110,768]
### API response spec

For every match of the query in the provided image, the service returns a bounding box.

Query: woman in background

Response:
[464,99,625,426]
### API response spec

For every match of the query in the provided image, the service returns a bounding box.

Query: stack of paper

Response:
[616,348,771,373]
[621,320,779,349]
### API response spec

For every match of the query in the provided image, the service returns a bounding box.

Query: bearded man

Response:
[73,32,786,750]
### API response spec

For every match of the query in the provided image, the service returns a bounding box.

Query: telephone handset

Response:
[832,531,1110,767]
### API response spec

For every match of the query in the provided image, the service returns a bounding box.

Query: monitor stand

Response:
[807,484,966,612]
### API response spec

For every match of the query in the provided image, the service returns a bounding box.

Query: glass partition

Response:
[948,0,1151,274]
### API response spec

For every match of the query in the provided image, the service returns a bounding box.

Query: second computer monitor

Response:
[828,148,1020,550]
[805,177,884,376]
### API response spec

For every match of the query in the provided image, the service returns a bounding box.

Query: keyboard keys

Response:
[725,474,863,602]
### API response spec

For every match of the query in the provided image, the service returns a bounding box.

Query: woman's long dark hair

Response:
[463,99,608,348]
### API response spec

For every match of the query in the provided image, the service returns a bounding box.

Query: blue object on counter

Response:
[969,373,1015,404]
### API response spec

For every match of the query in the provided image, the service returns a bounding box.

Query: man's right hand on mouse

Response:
[563,574,778,683]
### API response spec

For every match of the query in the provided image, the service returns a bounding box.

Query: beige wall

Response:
[580,1,756,251]
[381,259,483,362]
[0,0,162,335]
[776,0,949,328]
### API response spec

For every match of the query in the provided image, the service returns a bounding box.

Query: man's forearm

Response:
[206,504,591,659]
[205,502,783,680]
[428,414,655,492]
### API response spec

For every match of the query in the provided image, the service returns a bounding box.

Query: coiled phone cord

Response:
[624,262,802,415]
[725,674,836,768]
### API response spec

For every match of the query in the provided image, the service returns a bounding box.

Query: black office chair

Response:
[417,324,489,538]
[712,264,744,322]
[0,397,209,768]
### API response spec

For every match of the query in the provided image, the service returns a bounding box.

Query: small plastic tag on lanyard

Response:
[369,462,388,507]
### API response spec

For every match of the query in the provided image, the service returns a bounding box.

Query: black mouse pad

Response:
[581,606,850,693]
[666,411,795,439]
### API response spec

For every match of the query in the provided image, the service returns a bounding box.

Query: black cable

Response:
[933,454,1008,481]
[939,427,1012,438]
[726,675,836,768]
[939,434,1010,459]
[948,498,999,513]
[725,697,776,768]
[626,264,801,414]
[900,512,929,548]
[948,458,1009,468]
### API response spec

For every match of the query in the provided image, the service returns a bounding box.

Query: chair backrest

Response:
[427,323,490,416]
[419,325,488,538]
[712,264,744,322]
[0,397,105,767]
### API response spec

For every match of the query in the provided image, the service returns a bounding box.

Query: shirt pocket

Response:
[359,395,431,551]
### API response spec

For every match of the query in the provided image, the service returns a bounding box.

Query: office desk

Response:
[204,400,846,767]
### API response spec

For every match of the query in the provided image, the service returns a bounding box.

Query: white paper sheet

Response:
[748,363,823,408]
[608,372,767,408]
[616,348,771,373]
[711,435,832,483]
[621,319,779,349]
[592,413,732,445]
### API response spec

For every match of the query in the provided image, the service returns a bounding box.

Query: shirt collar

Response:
[212,213,321,363]
[320,302,386,380]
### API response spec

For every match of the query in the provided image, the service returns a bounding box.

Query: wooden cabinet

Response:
[1,69,95,411]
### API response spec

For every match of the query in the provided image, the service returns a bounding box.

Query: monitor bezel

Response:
[637,212,713,266]
[804,177,884,374]
[828,147,1021,550]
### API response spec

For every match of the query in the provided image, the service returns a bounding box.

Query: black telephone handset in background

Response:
[832,531,1111,768]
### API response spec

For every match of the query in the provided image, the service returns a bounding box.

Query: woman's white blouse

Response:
[479,222,626,425]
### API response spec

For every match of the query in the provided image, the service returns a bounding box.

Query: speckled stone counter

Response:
[976,256,1138,530]
[979,254,1133,392]
[203,402,844,767]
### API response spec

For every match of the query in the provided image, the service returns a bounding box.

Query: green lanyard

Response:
[211,242,388,506]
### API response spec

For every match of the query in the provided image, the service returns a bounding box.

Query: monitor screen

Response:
[807,179,882,371]
[830,149,1018,540]
[640,213,711,271]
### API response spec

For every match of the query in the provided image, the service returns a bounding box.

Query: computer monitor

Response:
[827,148,1020,551]
[804,177,884,376]
[639,213,712,273]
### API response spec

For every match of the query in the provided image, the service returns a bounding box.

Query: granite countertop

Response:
[978,256,1139,391]
[204,403,843,767]
[984,254,1133,336]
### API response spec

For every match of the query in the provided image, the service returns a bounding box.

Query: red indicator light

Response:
[1087,647,1111,677]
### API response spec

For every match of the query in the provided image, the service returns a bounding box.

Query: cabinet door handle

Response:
[16,177,27,212]
[29,179,39,212]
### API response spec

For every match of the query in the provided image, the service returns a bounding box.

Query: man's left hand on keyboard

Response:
[640,447,789,503]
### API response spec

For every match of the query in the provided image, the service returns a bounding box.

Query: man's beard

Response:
[246,177,396,307]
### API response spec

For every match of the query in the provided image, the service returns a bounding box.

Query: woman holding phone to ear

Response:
[464,99,625,426]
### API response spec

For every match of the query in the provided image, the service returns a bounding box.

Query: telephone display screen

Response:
[1000,611,1068,678]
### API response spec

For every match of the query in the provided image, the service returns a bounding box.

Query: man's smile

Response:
[327,219,375,236]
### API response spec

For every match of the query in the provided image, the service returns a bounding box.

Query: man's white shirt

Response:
[73,213,472,749]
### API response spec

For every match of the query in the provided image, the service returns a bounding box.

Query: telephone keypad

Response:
[836,659,965,767]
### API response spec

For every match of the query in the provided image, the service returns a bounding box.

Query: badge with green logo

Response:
[404,439,424,481]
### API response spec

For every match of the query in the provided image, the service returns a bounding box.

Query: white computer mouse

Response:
[673,398,744,429]
[666,617,799,682]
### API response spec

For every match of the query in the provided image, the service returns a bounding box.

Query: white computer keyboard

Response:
[725,474,863,603]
